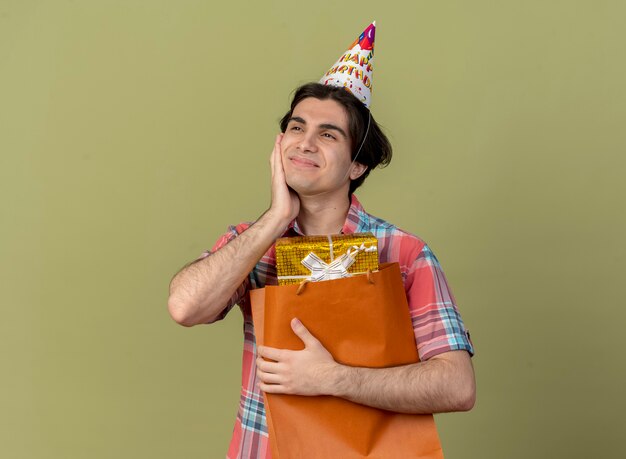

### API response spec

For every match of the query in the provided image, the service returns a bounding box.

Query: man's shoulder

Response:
[359,208,425,244]
[358,208,427,263]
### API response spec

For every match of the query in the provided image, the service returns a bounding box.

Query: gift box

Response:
[275,232,379,286]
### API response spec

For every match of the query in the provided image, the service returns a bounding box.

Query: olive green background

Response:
[1,1,624,458]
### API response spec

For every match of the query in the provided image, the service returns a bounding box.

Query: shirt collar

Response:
[285,194,365,236]
[341,194,365,234]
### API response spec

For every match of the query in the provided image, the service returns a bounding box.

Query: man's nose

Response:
[297,132,318,153]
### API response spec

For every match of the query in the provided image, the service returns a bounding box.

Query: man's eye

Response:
[322,133,336,140]
[290,125,302,131]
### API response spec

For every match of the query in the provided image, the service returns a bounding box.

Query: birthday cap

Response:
[319,22,376,108]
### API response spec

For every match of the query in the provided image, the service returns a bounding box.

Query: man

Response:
[168,23,475,458]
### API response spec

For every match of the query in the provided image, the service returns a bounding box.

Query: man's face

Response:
[280,97,365,197]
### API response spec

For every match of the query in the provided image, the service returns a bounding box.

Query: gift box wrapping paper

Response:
[276,232,379,286]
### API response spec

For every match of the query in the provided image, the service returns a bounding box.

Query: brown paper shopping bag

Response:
[250,262,444,459]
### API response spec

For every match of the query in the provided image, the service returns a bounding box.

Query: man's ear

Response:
[349,162,368,180]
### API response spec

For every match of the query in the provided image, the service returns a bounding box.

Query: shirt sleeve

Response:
[196,224,251,323]
[405,244,474,361]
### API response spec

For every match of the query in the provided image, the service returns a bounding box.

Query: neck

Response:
[296,191,351,235]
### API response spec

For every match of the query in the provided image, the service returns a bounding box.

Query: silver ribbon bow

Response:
[300,243,376,282]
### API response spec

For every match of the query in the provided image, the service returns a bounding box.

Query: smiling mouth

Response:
[289,156,319,168]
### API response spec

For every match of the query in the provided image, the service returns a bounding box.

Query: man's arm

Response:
[167,134,298,326]
[257,318,475,414]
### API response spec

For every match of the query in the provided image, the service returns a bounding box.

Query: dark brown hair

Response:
[279,83,392,194]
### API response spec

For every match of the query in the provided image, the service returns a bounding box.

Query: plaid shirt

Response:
[202,195,474,459]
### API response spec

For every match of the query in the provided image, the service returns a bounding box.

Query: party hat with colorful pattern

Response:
[319,21,376,108]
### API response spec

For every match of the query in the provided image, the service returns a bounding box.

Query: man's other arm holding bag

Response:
[257,318,475,414]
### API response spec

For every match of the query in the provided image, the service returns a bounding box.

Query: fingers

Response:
[270,134,279,179]
[256,353,287,392]
[271,133,285,181]
[270,133,287,197]
[256,369,282,384]
[291,318,319,347]
[258,382,288,394]
[257,345,285,362]
[256,367,283,385]
[270,134,283,161]
[256,355,280,373]
[268,132,299,223]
